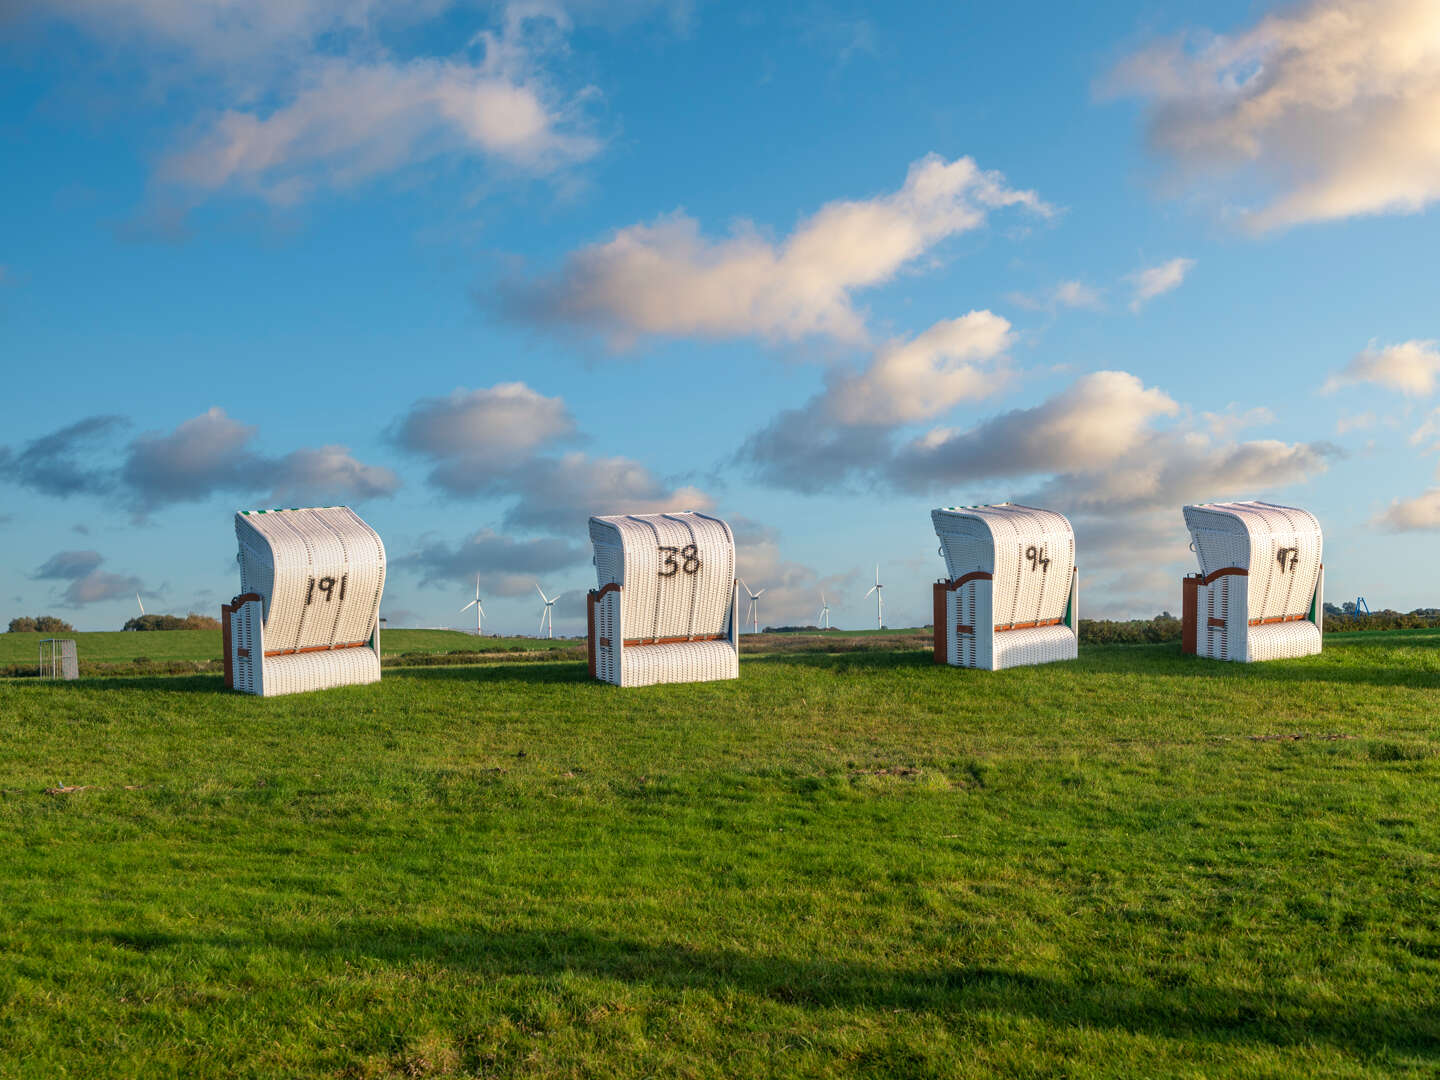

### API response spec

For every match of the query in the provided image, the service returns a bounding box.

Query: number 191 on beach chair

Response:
[223,506,386,696]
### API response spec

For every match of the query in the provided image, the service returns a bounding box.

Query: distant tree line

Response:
[7,613,222,633]
[1082,608,1440,644]
[122,613,221,632]
[1078,613,1185,645]
[7,615,76,633]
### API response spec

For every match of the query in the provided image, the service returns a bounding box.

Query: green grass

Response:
[0,628,576,668]
[1,632,1438,1077]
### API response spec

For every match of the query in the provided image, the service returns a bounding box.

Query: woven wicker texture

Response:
[1184,500,1323,663]
[933,504,1076,627]
[236,506,386,652]
[620,640,740,687]
[992,624,1078,669]
[590,512,735,641]
[1184,501,1322,623]
[263,648,382,696]
[230,505,385,695]
[588,511,739,687]
[932,503,1078,671]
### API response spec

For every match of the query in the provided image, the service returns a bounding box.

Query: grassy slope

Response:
[0,628,575,666]
[0,633,1438,1078]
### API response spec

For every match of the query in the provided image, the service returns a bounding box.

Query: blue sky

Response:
[3,0,1439,633]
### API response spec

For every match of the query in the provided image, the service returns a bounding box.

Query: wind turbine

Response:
[740,579,765,634]
[864,564,884,629]
[460,575,486,636]
[135,593,145,617]
[535,583,556,639]
[817,590,831,629]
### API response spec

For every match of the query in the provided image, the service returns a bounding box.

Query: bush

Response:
[7,615,75,634]
[122,613,221,632]
[1079,614,1183,646]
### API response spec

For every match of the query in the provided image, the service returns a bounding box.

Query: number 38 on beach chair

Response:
[587,511,740,687]
[931,503,1079,670]
[223,506,386,696]
[1181,500,1323,663]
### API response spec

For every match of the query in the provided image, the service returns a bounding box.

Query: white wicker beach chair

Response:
[1181,500,1322,663]
[223,506,386,696]
[931,503,1079,670]
[587,511,739,687]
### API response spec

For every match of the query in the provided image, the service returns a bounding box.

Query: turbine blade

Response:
[865,585,876,597]
[461,600,476,612]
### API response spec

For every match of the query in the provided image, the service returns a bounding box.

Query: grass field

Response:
[0,628,577,671]
[1,631,1438,1077]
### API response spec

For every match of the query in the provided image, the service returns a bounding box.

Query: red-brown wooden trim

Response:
[996,618,1063,632]
[594,583,621,599]
[943,571,993,591]
[621,633,728,647]
[263,640,368,658]
[232,592,263,605]
[586,591,597,678]
[956,624,975,635]
[221,603,234,688]
[598,636,612,648]
[237,647,250,658]
[1181,574,1199,655]
[932,582,947,663]
[1249,614,1307,626]
[1201,567,1247,586]
[1207,617,1226,629]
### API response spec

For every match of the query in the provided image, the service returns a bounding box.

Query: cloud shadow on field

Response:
[37,674,230,695]
[80,923,1440,1060]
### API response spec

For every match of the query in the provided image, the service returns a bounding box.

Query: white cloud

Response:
[1053,280,1105,310]
[892,370,1181,486]
[1324,339,1440,396]
[1105,0,1440,231]
[21,1,604,205]
[121,407,399,511]
[396,528,587,594]
[33,548,146,607]
[1410,408,1440,450]
[392,381,711,530]
[1336,410,1377,434]
[739,311,1015,492]
[1126,257,1195,311]
[1007,279,1105,313]
[1202,403,1275,440]
[495,153,1051,346]
[824,311,1014,425]
[394,382,576,460]
[499,453,712,531]
[161,56,598,202]
[267,445,402,504]
[1374,489,1440,531]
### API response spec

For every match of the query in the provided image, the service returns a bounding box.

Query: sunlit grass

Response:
[1,632,1437,1077]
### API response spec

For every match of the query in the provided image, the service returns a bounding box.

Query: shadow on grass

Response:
[384,661,593,686]
[760,639,1440,690]
[89,923,1439,1059]
[34,673,231,695]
